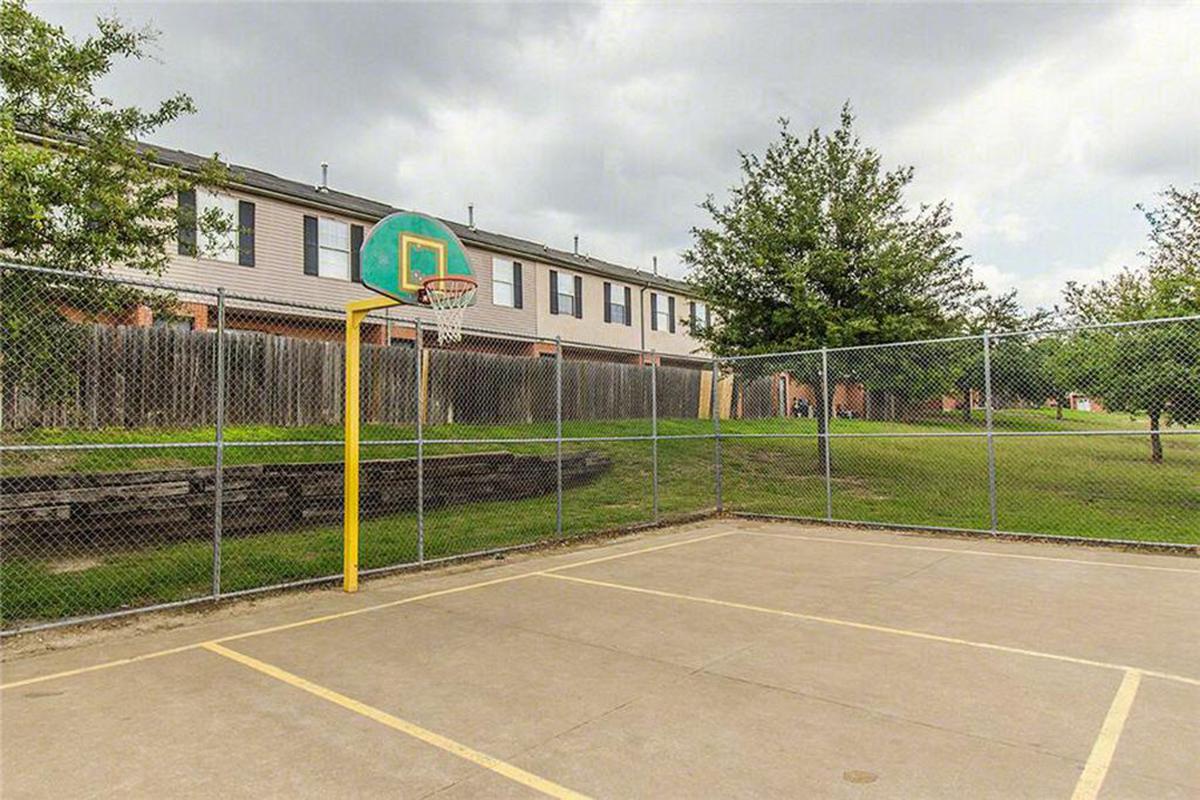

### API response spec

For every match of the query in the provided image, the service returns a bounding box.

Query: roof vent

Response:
[468,203,475,230]
[573,235,579,256]
[652,256,658,276]
[317,162,329,193]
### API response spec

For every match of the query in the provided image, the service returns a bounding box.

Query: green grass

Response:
[3,409,1196,626]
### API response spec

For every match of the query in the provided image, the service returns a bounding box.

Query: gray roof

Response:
[144,142,694,295]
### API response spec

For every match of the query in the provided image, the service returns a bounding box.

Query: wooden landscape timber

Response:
[0,450,611,557]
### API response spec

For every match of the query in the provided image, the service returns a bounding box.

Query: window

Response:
[153,316,194,332]
[653,293,672,332]
[550,270,581,318]
[692,301,709,331]
[492,258,522,308]
[197,190,238,263]
[605,282,631,325]
[317,218,350,280]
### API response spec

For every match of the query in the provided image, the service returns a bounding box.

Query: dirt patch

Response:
[833,476,892,502]
[47,557,104,574]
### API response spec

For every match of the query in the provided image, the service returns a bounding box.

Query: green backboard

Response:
[359,212,474,305]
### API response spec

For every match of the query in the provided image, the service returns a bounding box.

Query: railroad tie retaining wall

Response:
[0,451,611,556]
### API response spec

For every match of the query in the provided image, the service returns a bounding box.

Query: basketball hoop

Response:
[420,275,477,344]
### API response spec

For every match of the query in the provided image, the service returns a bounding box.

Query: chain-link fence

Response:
[2,261,1197,632]
[718,320,1200,544]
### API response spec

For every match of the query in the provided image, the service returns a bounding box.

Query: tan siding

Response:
[113,191,538,334]
[114,188,705,356]
[641,288,708,359]
[534,265,709,358]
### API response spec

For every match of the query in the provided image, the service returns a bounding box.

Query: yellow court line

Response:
[1071,670,1143,800]
[203,643,590,800]
[1,530,736,691]
[538,573,1200,688]
[736,530,1200,575]
[0,643,199,691]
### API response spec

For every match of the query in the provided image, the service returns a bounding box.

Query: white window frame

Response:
[693,300,708,330]
[197,190,238,264]
[556,271,579,317]
[317,217,350,280]
[654,294,671,332]
[493,258,516,307]
[609,285,629,325]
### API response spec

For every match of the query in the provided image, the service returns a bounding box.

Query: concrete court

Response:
[2,519,1198,799]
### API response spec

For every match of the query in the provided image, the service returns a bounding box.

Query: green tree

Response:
[685,105,979,355]
[953,291,1060,423]
[684,106,981,456]
[0,0,228,424]
[1061,185,1200,461]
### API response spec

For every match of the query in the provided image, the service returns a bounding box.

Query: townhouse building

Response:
[108,141,710,366]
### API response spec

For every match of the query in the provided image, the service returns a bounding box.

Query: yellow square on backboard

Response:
[399,233,447,292]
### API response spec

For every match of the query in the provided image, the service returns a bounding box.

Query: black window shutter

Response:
[350,224,364,282]
[303,216,319,275]
[177,190,196,256]
[573,275,583,318]
[689,301,696,326]
[668,296,676,332]
[623,286,632,326]
[549,270,559,314]
[603,282,612,323]
[238,201,256,266]
[650,293,658,330]
[513,262,523,309]
[705,305,711,327]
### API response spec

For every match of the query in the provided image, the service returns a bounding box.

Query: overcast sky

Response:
[33,2,1200,309]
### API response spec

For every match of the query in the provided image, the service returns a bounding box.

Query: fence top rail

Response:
[987,314,1200,340]
[718,312,1200,364]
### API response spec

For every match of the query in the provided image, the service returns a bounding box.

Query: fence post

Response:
[982,331,998,532]
[711,357,723,512]
[821,347,833,522]
[651,353,659,522]
[415,319,425,562]
[212,287,226,599]
[555,337,563,536]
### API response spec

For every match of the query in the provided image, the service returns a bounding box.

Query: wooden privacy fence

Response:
[2,323,711,430]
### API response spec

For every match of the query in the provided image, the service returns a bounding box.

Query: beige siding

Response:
[535,264,709,358]
[114,191,537,334]
[115,187,705,355]
[642,288,708,358]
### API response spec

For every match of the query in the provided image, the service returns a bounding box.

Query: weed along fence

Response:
[1,261,1198,631]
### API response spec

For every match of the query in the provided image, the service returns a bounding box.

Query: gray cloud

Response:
[32,2,1198,308]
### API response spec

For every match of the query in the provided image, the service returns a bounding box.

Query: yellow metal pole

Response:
[343,297,400,593]
[343,307,362,592]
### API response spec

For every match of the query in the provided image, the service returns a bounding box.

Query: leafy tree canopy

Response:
[1,0,228,416]
[1063,185,1200,323]
[1060,185,1200,461]
[1,0,229,276]
[683,104,982,357]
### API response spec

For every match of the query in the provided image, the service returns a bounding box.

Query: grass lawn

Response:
[2,409,1196,626]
